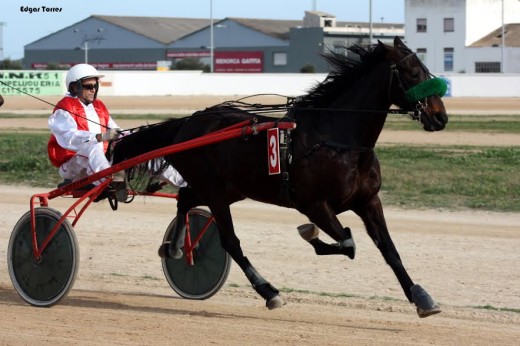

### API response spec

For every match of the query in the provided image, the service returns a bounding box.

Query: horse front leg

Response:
[299,202,356,259]
[209,202,285,310]
[354,196,441,318]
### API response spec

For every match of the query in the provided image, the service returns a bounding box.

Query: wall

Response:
[405,0,520,74]
[405,0,467,73]
[101,71,520,98]
[441,73,520,97]
[99,71,326,97]
[464,46,520,73]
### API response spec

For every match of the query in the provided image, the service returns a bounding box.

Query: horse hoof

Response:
[157,242,183,259]
[411,284,441,318]
[417,304,442,318]
[297,223,319,241]
[340,238,356,259]
[170,248,183,259]
[266,295,285,310]
[158,243,170,258]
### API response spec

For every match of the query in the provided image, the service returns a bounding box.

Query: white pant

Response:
[148,159,187,188]
[59,141,109,185]
[59,141,187,188]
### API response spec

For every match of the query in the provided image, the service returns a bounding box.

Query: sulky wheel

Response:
[7,207,79,307]
[162,208,231,300]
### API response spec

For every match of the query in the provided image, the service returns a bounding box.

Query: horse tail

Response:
[110,117,188,190]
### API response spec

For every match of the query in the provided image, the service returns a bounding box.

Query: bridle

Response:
[387,50,438,122]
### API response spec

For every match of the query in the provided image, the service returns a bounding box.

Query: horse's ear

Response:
[394,36,405,47]
[377,40,387,51]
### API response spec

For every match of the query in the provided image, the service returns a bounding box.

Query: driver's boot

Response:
[111,171,128,202]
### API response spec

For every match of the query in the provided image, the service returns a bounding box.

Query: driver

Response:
[47,63,186,201]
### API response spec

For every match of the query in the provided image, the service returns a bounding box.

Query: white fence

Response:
[441,73,520,97]
[99,71,520,98]
[98,71,325,97]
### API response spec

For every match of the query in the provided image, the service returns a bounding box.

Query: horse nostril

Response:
[433,113,447,130]
[438,113,448,125]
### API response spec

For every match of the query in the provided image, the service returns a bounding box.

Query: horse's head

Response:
[383,36,448,131]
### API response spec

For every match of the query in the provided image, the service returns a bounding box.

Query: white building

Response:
[405,0,520,73]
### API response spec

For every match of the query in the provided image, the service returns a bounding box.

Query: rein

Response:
[213,95,416,117]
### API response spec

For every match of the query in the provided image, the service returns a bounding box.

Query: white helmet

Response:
[66,63,104,91]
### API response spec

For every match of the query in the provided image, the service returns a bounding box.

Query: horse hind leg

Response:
[297,223,356,258]
[209,202,285,310]
[158,186,201,259]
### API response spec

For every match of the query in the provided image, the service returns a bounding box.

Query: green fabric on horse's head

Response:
[405,78,448,103]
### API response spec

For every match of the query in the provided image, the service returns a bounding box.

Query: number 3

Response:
[269,134,277,168]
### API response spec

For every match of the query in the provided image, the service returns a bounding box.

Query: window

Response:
[333,40,346,55]
[444,18,454,32]
[417,48,427,65]
[444,48,454,72]
[273,52,287,66]
[475,62,501,73]
[417,18,427,32]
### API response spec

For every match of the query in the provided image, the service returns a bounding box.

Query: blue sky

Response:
[1,0,404,60]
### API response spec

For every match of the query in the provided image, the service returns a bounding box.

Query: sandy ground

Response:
[0,96,519,345]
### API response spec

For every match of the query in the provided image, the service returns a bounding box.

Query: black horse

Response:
[111,36,448,317]
[0,94,4,107]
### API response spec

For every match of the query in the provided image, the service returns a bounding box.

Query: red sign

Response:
[214,51,263,73]
[267,128,280,175]
[167,51,211,58]
[32,62,157,70]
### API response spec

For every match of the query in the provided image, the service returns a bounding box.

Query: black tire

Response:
[7,207,79,307]
[161,208,231,299]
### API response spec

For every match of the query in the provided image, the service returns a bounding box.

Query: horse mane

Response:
[297,43,388,108]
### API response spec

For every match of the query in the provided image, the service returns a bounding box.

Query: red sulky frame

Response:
[29,120,296,260]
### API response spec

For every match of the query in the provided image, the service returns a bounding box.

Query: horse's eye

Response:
[409,69,421,80]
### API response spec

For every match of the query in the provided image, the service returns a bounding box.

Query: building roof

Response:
[93,15,211,44]
[96,15,403,44]
[228,18,303,40]
[470,23,520,47]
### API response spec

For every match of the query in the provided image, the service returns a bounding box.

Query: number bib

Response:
[267,128,281,175]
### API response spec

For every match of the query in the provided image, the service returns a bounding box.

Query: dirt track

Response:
[0,96,519,345]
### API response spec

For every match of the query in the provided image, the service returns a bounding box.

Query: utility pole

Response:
[210,0,214,73]
[0,22,5,60]
[501,0,505,73]
[369,0,373,43]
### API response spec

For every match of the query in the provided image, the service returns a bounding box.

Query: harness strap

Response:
[279,129,290,181]
[304,140,373,158]
[324,141,374,152]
